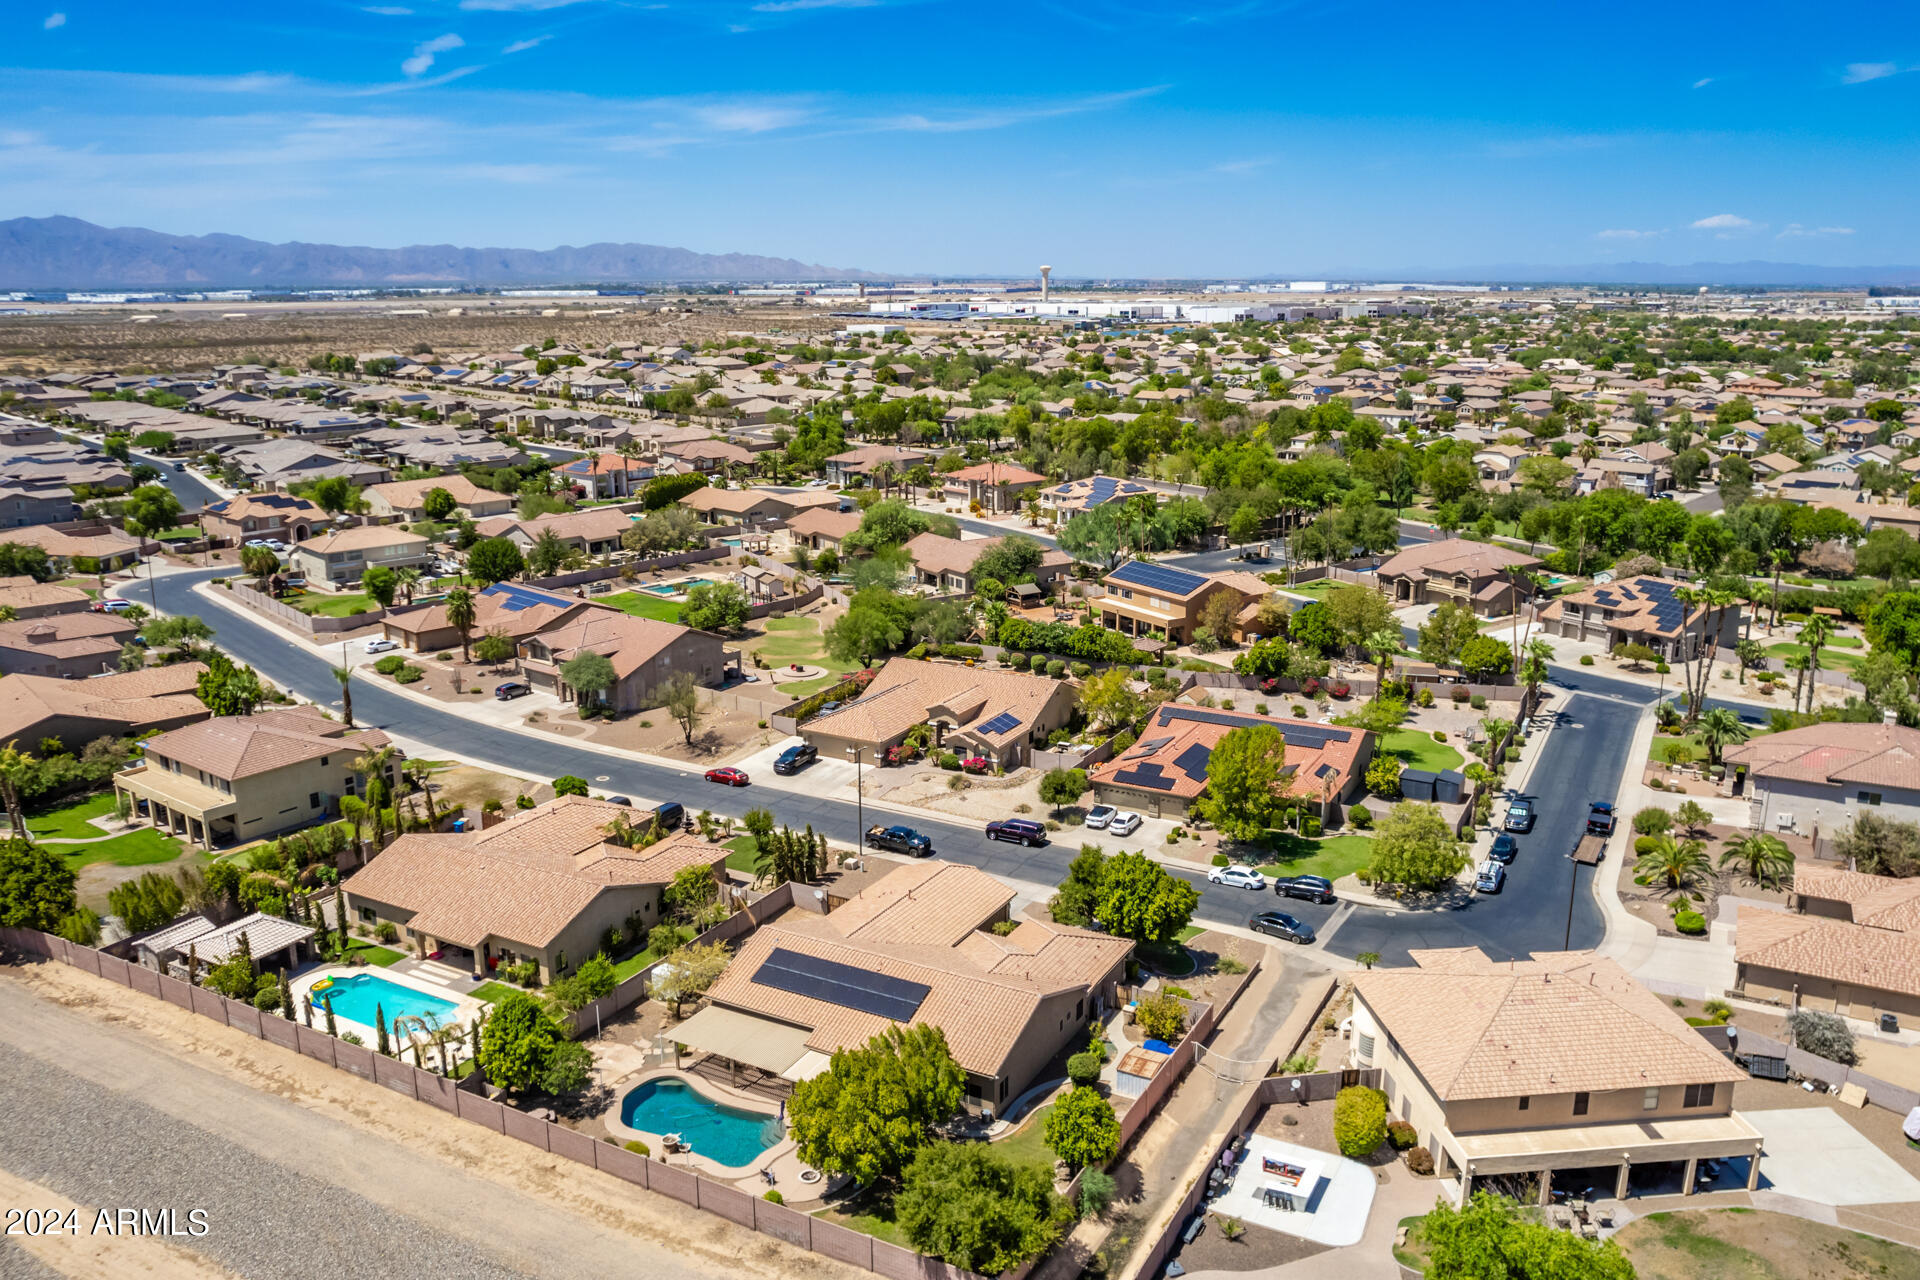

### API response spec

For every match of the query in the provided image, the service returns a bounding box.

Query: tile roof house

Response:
[0,610,139,679]
[902,532,1071,598]
[114,705,395,850]
[1094,559,1272,646]
[199,493,330,547]
[800,656,1076,769]
[823,445,928,486]
[342,796,728,982]
[1090,702,1374,819]
[698,860,1131,1109]
[1539,575,1740,663]
[1374,539,1542,618]
[1352,947,1761,1203]
[473,506,637,558]
[0,574,92,619]
[288,524,433,587]
[784,505,863,554]
[944,461,1049,513]
[1735,904,1920,1019]
[363,474,514,522]
[519,610,730,712]
[380,580,609,654]
[1039,474,1153,517]
[1723,719,1920,838]
[0,662,210,751]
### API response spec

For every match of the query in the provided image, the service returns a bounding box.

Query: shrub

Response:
[1450,685,1470,703]
[1047,659,1067,678]
[1787,1009,1857,1065]
[1292,704,1308,717]
[1674,910,1706,934]
[1211,853,1230,866]
[1505,747,1520,762]
[1386,1120,1418,1151]
[1216,956,1247,974]
[375,921,398,944]
[1330,682,1351,699]
[1333,1085,1388,1157]
[395,666,424,684]
[1406,1145,1435,1175]
[1349,805,1373,830]
[1416,687,1435,707]
[938,752,961,770]
[625,1139,650,1156]
[1634,835,1660,855]
[435,652,453,662]
[1067,1052,1102,1087]
[1135,992,1187,1042]
[1432,729,1447,743]
[1580,654,1595,666]
[1633,806,1673,836]
[507,960,539,986]
[1070,661,1092,679]
[1470,694,1487,710]
[372,654,406,676]
[252,984,282,1011]
[763,1189,784,1204]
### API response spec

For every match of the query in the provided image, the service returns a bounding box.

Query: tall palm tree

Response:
[1720,832,1794,890]
[401,758,434,829]
[331,663,356,729]
[1518,637,1554,716]
[1364,628,1401,702]
[445,588,476,663]
[353,745,399,850]
[1786,651,1811,715]
[0,740,34,843]
[1799,613,1833,714]
[392,566,423,606]
[1633,834,1711,896]
[1696,707,1750,766]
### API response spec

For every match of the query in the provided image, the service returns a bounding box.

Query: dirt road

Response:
[0,961,859,1280]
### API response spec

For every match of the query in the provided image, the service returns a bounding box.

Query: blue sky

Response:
[2,0,1915,276]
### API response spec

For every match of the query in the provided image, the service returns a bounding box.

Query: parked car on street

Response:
[1475,860,1507,894]
[1209,864,1268,890]
[1504,798,1535,832]
[704,767,750,787]
[1489,834,1519,864]
[866,825,932,856]
[1249,910,1315,944]
[1272,874,1336,904]
[986,818,1047,846]
[1587,802,1616,835]
[773,743,818,775]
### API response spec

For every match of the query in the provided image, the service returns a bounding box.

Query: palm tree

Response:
[401,758,434,829]
[331,663,355,729]
[1786,651,1811,714]
[1720,832,1795,890]
[1799,614,1832,714]
[1697,706,1750,767]
[392,566,423,606]
[445,588,476,663]
[1518,637,1553,716]
[339,795,370,861]
[1364,627,1401,702]
[353,745,399,848]
[1633,834,1712,896]
[0,740,34,843]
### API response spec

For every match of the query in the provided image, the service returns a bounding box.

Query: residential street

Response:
[137,566,1652,963]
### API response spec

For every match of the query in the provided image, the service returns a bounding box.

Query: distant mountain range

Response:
[0,216,878,290]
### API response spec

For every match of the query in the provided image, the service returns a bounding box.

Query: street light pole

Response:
[847,745,863,854]
[1564,853,1585,950]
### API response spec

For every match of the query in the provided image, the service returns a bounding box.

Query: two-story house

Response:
[1351,948,1762,1205]
[288,525,432,587]
[114,706,397,850]
[1094,559,1271,646]
[518,612,729,712]
[363,474,514,523]
[200,493,329,547]
[902,531,1070,598]
[1540,575,1740,663]
[1723,716,1920,838]
[1373,540,1541,618]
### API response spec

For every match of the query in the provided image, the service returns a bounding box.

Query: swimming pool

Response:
[311,972,458,1028]
[641,577,713,597]
[619,1078,782,1167]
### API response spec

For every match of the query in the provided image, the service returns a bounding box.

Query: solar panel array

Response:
[1109,559,1209,596]
[1172,742,1213,783]
[1086,476,1122,506]
[1109,763,1175,791]
[483,582,569,613]
[975,711,1022,736]
[751,947,930,1022]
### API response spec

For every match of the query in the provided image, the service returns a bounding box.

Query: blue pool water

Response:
[620,1078,782,1167]
[313,972,458,1028]
[641,577,713,597]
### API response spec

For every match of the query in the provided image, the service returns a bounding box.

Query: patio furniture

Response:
[1569,1199,1588,1222]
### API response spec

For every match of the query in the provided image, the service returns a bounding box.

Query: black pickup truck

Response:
[866,824,933,856]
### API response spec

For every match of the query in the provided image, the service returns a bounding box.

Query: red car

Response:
[705,767,750,787]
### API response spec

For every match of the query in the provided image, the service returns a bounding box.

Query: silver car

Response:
[1108,811,1142,836]
[1084,805,1116,830]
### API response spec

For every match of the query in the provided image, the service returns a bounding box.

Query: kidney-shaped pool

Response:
[619,1077,782,1168]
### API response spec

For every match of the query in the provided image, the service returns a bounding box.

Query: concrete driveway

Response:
[1746,1107,1920,1206]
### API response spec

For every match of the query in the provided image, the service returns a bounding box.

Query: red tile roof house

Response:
[1089,702,1374,820]
[696,860,1131,1111]
[558,452,653,499]
[342,796,728,982]
[799,656,1077,770]
[1538,575,1741,664]
[944,461,1049,513]
[1722,719,1920,839]
[1373,539,1542,618]
[902,531,1071,597]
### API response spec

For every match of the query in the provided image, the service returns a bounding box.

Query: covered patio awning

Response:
[1448,1111,1764,1176]
[670,1005,814,1077]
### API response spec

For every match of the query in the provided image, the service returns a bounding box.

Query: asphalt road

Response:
[69,435,224,514]
[146,568,1656,962]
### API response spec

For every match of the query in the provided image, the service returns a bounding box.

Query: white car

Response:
[364,638,399,653]
[1107,811,1142,836]
[1208,864,1268,891]
[1084,805,1117,830]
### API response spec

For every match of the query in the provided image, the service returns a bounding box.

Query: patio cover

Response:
[671,1005,812,1076]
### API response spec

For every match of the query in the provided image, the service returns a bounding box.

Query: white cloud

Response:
[1843,61,1899,84]
[503,34,550,53]
[43,12,65,28]
[692,103,814,133]
[402,32,465,77]
[458,0,588,10]
[363,5,413,13]
[1692,77,1713,89]
[752,0,880,11]
[0,129,42,146]
[1691,213,1754,230]
[1778,223,1855,239]
[1596,228,1663,241]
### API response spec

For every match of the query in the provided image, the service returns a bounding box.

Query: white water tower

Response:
[1040,265,1052,301]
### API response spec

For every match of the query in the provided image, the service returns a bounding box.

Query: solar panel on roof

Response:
[751,947,930,1022]
[1135,735,1174,753]
[483,582,568,613]
[1172,742,1212,782]
[1109,559,1209,596]
[1111,764,1176,791]
[975,711,1021,736]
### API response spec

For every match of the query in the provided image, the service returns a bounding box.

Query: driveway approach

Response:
[143,567,1649,962]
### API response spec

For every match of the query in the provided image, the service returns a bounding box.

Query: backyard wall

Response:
[226,580,386,635]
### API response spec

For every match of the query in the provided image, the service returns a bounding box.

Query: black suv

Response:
[1272,874,1335,904]
[773,743,818,775]
[1250,910,1316,945]
[986,818,1047,847]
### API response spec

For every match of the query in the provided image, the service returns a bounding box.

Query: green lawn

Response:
[151,525,200,542]
[725,834,760,874]
[992,1103,1059,1175]
[612,942,676,982]
[470,981,521,1004]
[1379,729,1466,773]
[340,939,403,967]
[1651,732,1706,764]
[1278,579,1335,598]
[602,591,688,623]
[26,792,117,841]
[751,616,858,697]
[1173,924,1204,944]
[1135,939,1197,976]
[289,592,380,618]
[44,827,186,869]
[1254,833,1375,882]
[1765,642,1863,674]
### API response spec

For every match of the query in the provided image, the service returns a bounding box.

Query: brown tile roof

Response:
[903,531,997,578]
[342,797,727,949]
[474,506,635,545]
[0,611,137,659]
[1736,905,1920,999]
[365,474,499,509]
[948,461,1047,486]
[531,611,702,680]
[1090,703,1371,803]
[1791,867,1920,932]
[141,705,389,780]
[1355,948,1744,1101]
[784,507,862,540]
[298,524,429,554]
[0,576,92,612]
[0,663,208,744]
[1376,539,1541,581]
[1542,575,1707,640]
[706,860,1130,1077]
[805,656,1069,750]
[1724,722,1920,791]
[385,588,603,643]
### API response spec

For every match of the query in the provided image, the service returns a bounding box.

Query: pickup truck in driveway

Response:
[866,824,932,856]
